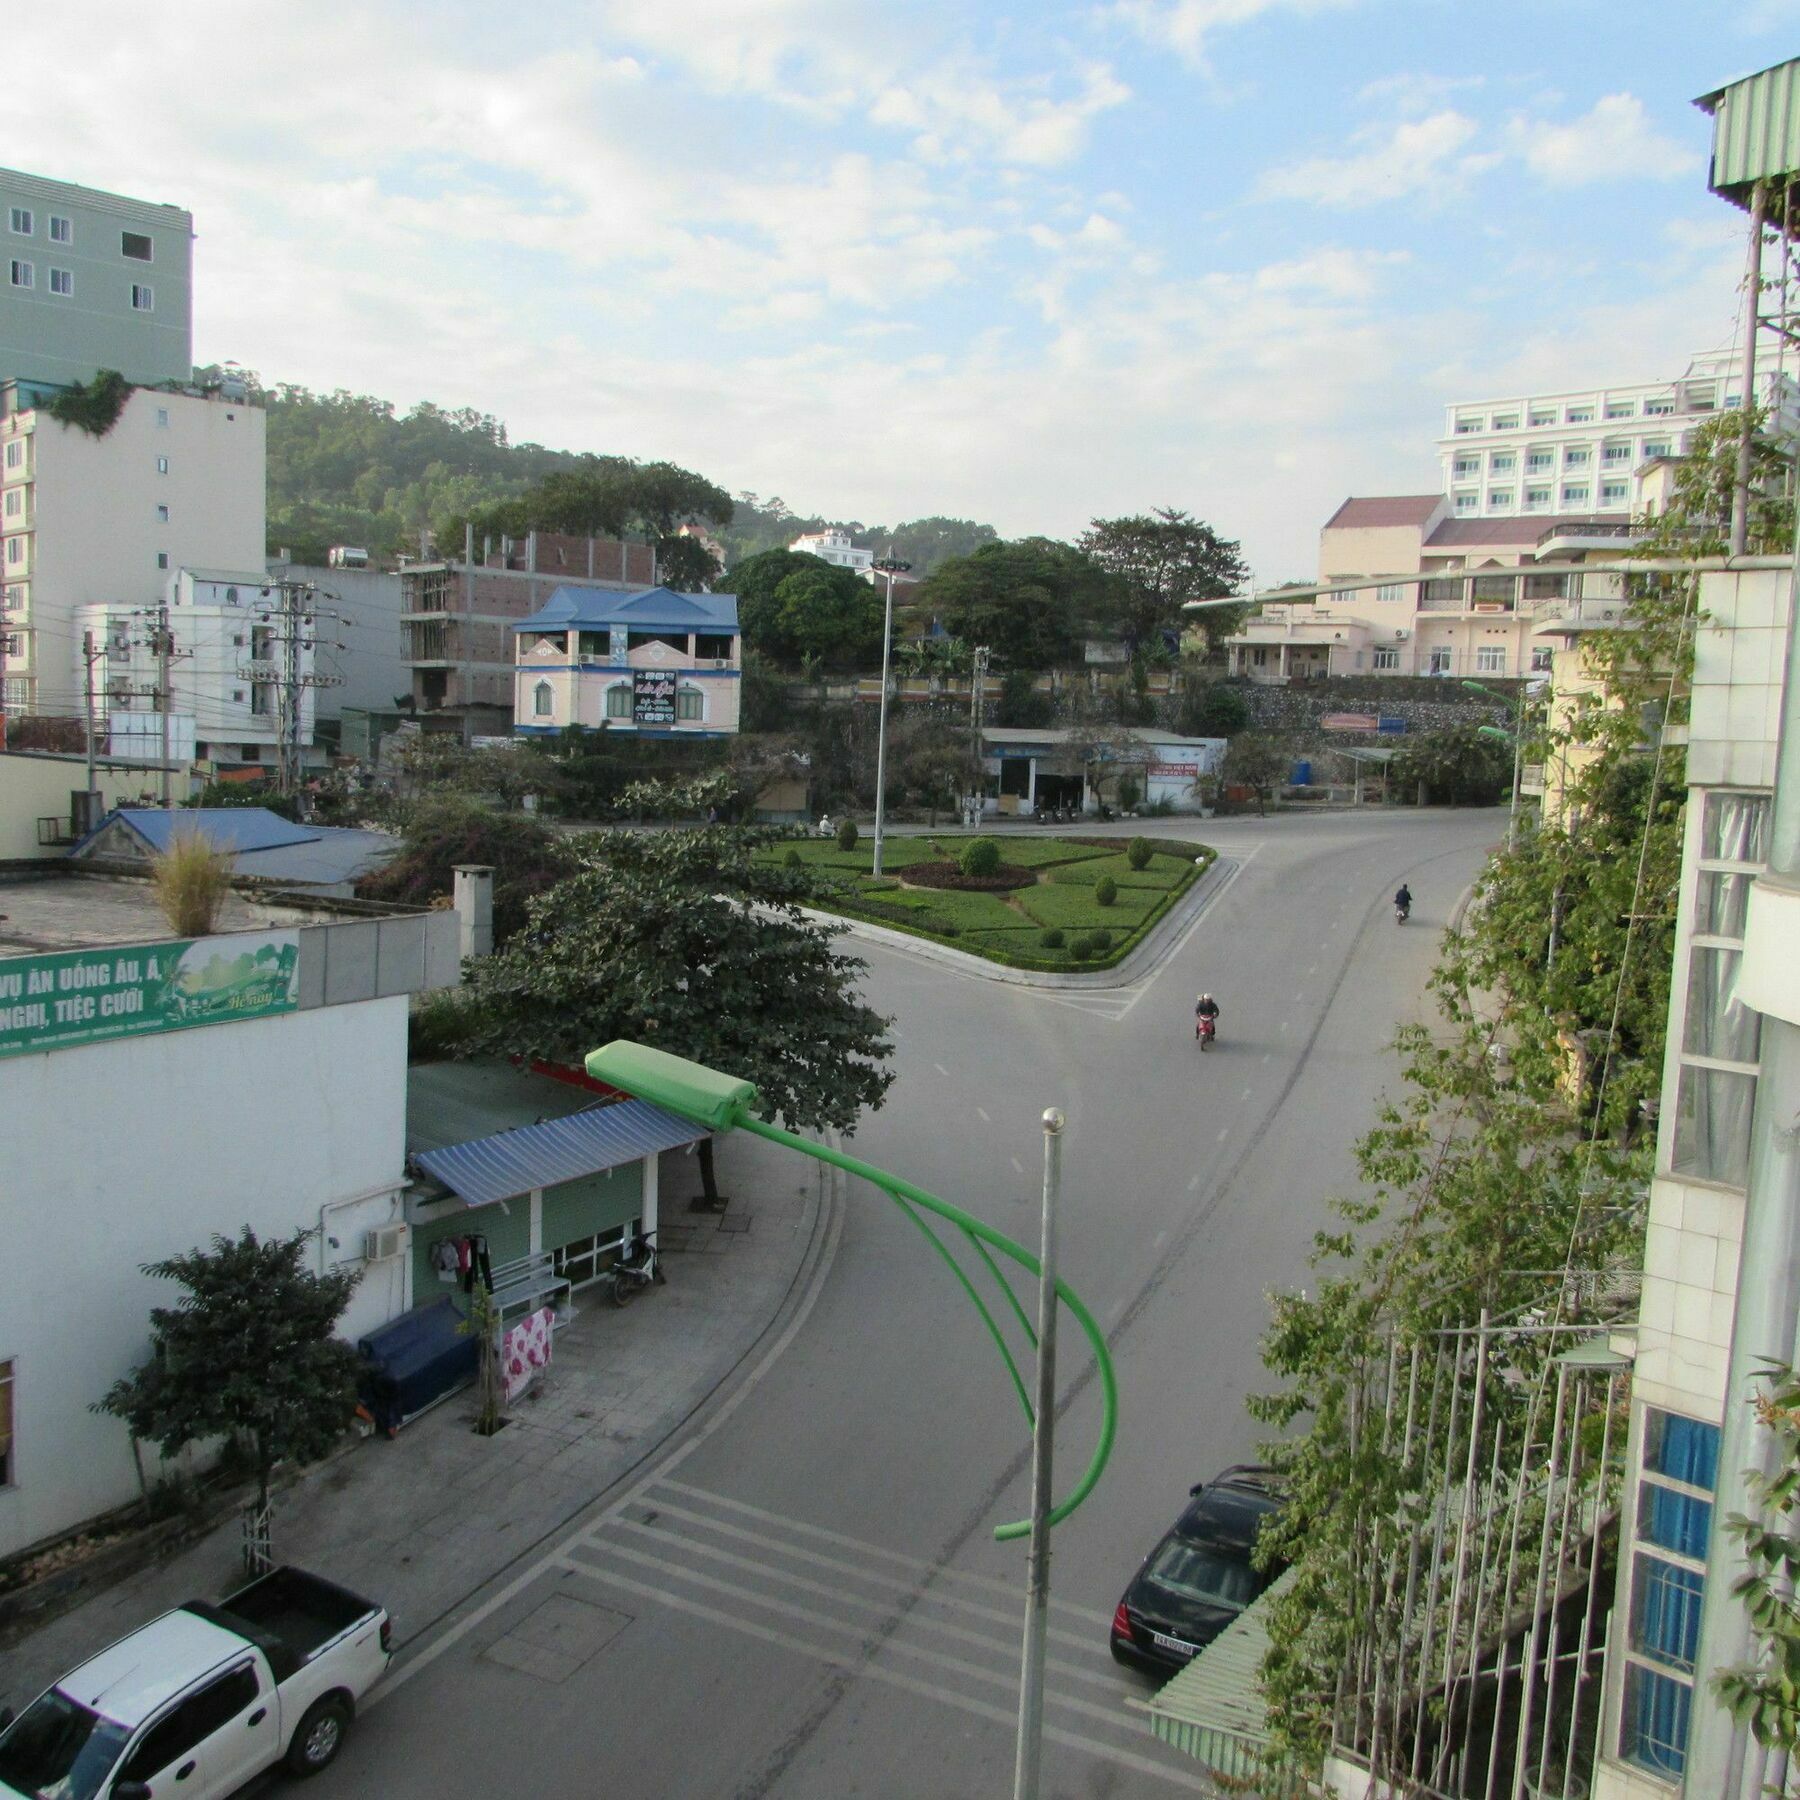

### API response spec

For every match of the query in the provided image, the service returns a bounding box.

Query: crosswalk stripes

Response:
[556,1475,1213,1792]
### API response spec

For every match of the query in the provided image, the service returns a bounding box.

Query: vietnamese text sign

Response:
[1320,712,1379,732]
[0,931,300,1059]
[633,669,676,726]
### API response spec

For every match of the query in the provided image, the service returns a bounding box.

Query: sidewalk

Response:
[0,1128,829,1708]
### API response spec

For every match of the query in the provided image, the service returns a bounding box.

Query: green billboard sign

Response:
[0,931,300,1059]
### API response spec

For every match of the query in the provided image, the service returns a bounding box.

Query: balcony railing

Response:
[1536,519,1636,548]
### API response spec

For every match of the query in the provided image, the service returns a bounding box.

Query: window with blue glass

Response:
[1621,1408,1721,1779]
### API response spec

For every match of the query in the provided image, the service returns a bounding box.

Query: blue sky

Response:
[13,0,1797,576]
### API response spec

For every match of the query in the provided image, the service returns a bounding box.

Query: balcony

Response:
[1536,519,1639,555]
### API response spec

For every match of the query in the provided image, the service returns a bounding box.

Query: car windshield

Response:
[1143,1538,1262,1611]
[0,1689,131,1800]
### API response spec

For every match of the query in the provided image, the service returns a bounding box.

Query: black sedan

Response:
[1110,1464,1284,1677]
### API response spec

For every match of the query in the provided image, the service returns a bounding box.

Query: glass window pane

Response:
[1682,946,1762,1064]
[1701,792,1770,865]
[1623,1662,1692,1775]
[1631,1554,1705,1670]
[1640,1481,1712,1557]
[1696,870,1753,939]
[1671,1065,1758,1188]
[1645,1412,1721,1489]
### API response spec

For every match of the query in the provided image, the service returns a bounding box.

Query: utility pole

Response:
[869,554,912,877]
[251,578,340,801]
[0,606,11,753]
[82,629,97,794]
[153,605,174,809]
[1013,1106,1064,1800]
[969,644,992,828]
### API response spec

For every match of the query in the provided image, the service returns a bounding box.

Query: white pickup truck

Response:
[0,1566,390,1799]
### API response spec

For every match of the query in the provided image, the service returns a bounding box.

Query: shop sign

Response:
[634,669,676,725]
[1154,761,1202,778]
[0,930,301,1060]
[1321,712,1378,732]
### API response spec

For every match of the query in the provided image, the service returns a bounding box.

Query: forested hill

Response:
[253,378,997,573]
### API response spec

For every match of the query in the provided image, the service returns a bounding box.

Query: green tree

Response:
[889,710,982,825]
[918,538,1121,670]
[1221,732,1289,813]
[997,667,1053,728]
[1173,679,1250,738]
[729,548,878,666]
[1079,508,1249,653]
[439,827,894,1203]
[1389,724,1511,805]
[658,533,723,592]
[97,1227,362,1522]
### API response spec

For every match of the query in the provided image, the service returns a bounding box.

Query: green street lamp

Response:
[1463,678,1531,847]
[584,1039,1118,1541]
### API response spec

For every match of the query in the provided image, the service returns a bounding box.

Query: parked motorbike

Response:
[607,1230,666,1306]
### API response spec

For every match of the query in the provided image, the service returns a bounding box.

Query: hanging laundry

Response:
[501,1305,555,1402]
[428,1239,460,1286]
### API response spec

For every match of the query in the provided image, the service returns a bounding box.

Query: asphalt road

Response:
[311,808,1500,1800]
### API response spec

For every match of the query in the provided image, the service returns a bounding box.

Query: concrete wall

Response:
[0,751,148,860]
[0,994,409,1556]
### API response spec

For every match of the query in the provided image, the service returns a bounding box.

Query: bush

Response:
[1070,933,1096,961]
[960,837,1002,878]
[1127,836,1153,871]
[783,847,804,869]
[1095,876,1118,907]
[836,817,860,852]
[1039,927,1065,949]
[1117,777,1142,813]
[151,833,234,936]
[1091,928,1112,951]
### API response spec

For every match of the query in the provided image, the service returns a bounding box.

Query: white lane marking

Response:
[1240,1087,1252,1101]
[658,1478,1114,1627]
[1279,1020,1290,1034]
[1216,1127,1229,1142]
[559,1563,1216,1792]
[371,1178,848,1700]
[1307,963,1317,975]
[1010,1156,1024,1175]
[1154,1230,1168,1250]
[934,1062,950,1077]
[1187,1173,1201,1192]
[976,1106,991,1122]
[1113,847,1260,1020]
[1261,1053,1272,1066]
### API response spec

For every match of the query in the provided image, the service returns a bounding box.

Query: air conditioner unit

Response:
[710,658,731,669]
[365,1223,410,1262]
[1393,629,1410,641]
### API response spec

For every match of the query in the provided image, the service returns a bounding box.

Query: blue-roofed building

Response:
[511,585,741,739]
[70,806,396,893]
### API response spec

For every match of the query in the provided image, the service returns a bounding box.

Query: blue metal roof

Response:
[512,585,739,635]
[114,807,320,853]
[413,1098,707,1207]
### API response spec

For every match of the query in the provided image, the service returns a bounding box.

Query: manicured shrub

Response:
[1127,837,1153,871]
[836,817,860,852]
[783,847,804,869]
[1039,927,1066,949]
[1070,933,1096,961]
[960,837,1001,878]
[1091,928,1112,952]
[1095,876,1118,907]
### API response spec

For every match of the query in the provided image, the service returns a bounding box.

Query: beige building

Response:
[1,384,265,718]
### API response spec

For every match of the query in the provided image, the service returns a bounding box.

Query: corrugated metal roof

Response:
[1143,1569,1297,1784]
[1697,58,1800,207]
[113,807,320,853]
[414,1098,707,1206]
[512,585,740,635]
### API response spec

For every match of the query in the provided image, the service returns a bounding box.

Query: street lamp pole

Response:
[1013,1107,1064,1800]
[1465,678,1531,849]
[870,555,911,878]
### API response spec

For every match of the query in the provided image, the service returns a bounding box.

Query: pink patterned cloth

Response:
[501,1305,555,1402]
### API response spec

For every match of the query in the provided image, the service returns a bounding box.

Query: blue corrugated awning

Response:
[413,1099,707,1207]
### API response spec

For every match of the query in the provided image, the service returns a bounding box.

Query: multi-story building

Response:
[1437,347,1800,521]
[266,554,409,730]
[0,384,265,718]
[1226,494,1629,683]
[512,586,741,738]
[1,168,193,389]
[789,526,873,578]
[77,567,317,771]
[400,528,656,738]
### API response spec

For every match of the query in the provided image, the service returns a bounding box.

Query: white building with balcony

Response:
[789,527,873,578]
[1438,346,1800,522]
[512,586,741,738]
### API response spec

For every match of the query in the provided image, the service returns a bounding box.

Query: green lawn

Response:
[758,832,1216,971]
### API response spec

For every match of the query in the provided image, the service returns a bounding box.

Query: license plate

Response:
[1151,1631,1197,1657]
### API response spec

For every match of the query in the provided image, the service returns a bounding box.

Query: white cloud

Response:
[1253,248,1409,301]
[1257,111,1493,208]
[871,61,1129,167]
[1511,93,1699,187]
[1355,71,1485,116]
[1106,0,1356,70]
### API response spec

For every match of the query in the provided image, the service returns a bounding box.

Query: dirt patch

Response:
[900,861,1035,893]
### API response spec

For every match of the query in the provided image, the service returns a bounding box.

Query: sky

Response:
[12,1,1798,578]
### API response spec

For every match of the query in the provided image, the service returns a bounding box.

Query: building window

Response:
[47,266,71,296]
[131,283,154,312]
[1566,405,1595,423]
[1621,1410,1721,1779]
[533,680,554,717]
[3,441,20,469]
[1476,646,1505,674]
[0,1358,11,1486]
[3,489,18,519]
[8,207,31,235]
[4,537,22,567]
[1454,417,1482,434]
[1,584,21,610]
[8,260,32,290]
[1491,413,1519,430]
[1490,453,1516,473]
[1372,648,1399,670]
[1601,482,1630,505]
[1528,407,1557,427]
[121,230,153,262]
[1645,397,1675,416]
[606,684,631,720]
[156,456,168,475]
[1643,441,1671,463]
[1375,584,1405,603]
[1565,446,1591,466]
[1671,792,1770,1187]
[677,686,704,722]
[1606,400,1635,419]
[1428,648,1452,674]
[1454,458,1479,478]
[1603,444,1632,465]
[1488,491,1514,510]
[155,552,169,570]
[155,407,169,428]
[49,214,71,244]
[1531,646,1554,673]
[1562,485,1590,507]
[1524,488,1551,511]
[156,504,169,523]
[1455,493,1478,514]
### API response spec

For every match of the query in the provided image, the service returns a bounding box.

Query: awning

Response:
[413,1099,707,1208]
[1142,1570,1297,1786]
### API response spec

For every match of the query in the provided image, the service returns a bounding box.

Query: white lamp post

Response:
[870,555,911,878]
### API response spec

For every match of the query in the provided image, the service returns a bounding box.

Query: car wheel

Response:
[286,1696,352,1777]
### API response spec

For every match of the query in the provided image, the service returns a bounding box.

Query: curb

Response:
[802,853,1239,990]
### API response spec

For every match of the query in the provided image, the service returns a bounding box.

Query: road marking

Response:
[1216,1127,1229,1142]
[1261,1053,1272,1066]
[1307,963,1317,975]
[976,1106,991,1122]
[557,1562,1215,1792]
[1240,1086,1252,1101]
[1187,1172,1201,1192]
[1279,1020,1290,1034]
[1010,1156,1024,1174]
[1154,1230,1168,1250]
[934,1062,950,1077]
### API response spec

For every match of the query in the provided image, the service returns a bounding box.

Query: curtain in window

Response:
[1633,1555,1705,1670]
[1684,946,1761,1063]
[1625,1664,1692,1775]
[1640,1482,1712,1558]
[1702,791,1769,865]
[1673,1065,1758,1188]
[1649,1413,1721,1488]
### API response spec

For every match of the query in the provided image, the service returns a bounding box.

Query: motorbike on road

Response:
[1195,1013,1218,1051]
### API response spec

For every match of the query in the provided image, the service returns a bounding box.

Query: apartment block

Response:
[0,167,193,389]
[401,528,656,738]
[789,527,873,577]
[1,385,265,717]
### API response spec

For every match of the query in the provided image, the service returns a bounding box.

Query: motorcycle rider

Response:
[1394,882,1413,920]
[1195,992,1221,1040]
